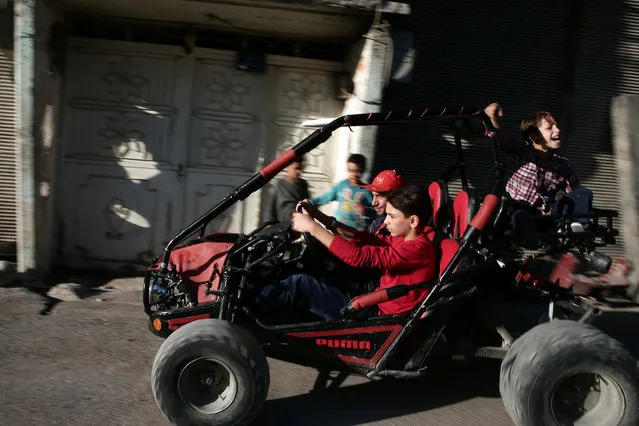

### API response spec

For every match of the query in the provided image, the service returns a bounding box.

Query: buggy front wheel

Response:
[499,320,639,426]
[151,319,270,426]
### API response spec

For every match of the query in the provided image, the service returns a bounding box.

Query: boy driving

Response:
[257,185,437,320]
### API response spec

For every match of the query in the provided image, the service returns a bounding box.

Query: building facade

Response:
[6,0,402,272]
[4,0,639,278]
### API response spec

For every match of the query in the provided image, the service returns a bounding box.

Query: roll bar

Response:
[158,106,494,272]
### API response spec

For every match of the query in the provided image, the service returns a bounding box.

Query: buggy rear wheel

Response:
[151,319,270,426]
[499,320,639,426]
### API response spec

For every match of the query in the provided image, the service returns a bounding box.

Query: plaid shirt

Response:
[503,137,580,215]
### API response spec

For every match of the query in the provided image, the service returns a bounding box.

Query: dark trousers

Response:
[507,186,594,242]
[259,274,378,321]
[552,186,593,225]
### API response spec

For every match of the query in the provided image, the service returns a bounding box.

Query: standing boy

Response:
[308,153,376,231]
[263,156,310,225]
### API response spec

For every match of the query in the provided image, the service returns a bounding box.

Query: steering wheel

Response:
[294,202,314,246]
[292,202,333,266]
[292,203,317,255]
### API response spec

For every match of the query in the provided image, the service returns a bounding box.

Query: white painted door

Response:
[181,49,266,235]
[58,38,344,269]
[59,39,193,268]
[184,52,345,232]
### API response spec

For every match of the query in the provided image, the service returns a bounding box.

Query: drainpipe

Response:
[14,0,36,273]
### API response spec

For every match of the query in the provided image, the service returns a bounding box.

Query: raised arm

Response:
[484,102,533,161]
[484,103,512,150]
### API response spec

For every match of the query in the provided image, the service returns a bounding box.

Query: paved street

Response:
[0,279,513,426]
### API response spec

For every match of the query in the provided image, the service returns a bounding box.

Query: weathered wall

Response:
[334,24,392,184]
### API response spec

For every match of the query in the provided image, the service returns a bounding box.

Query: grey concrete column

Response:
[334,24,393,184]
[13,0,36,273]
[611,95,639,301]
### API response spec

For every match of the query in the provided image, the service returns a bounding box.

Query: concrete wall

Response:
[611,95,639,301]
[33,0,63,272]
[334,24,392,184]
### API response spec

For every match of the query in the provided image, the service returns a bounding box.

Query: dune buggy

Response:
[143,106,639,426]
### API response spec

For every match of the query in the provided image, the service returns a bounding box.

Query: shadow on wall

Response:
[49,37,241,275]
[49,18,352,274]
[374,0,626,202]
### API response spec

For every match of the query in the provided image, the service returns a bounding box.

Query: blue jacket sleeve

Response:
[309,180,342,206]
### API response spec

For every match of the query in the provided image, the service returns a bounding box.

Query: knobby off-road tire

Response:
[151,319,270,426]
[499,320,639,426]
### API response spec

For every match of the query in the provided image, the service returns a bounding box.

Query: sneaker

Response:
[570,222,584,233]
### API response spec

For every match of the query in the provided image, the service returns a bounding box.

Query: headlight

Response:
[149,282,169,306]
[144,274,170,313]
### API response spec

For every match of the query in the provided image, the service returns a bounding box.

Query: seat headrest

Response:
[428,180,449,230]
[452,188,479,239]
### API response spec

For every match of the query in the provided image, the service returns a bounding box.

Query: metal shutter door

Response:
[0,48,16,255]
[376,0,569,197]
[376,0,628,257]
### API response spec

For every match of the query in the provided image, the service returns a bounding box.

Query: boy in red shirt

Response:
[258,185,436,320]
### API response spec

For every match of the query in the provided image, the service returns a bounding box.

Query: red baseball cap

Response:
[361,170,406,193]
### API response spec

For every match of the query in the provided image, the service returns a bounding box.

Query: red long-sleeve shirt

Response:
[328,230,436,315]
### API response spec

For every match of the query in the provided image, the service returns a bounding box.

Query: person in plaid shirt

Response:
[484,103,593,237]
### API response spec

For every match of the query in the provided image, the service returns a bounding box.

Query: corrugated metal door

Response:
[0,48,16,255]
[376,0,629,257]
[376,0,570,196]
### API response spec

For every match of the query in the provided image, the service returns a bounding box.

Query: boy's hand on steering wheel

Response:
[296,200,311,215]
[296,200,336,231]
[297,199,323,218]
[291,212,317,234]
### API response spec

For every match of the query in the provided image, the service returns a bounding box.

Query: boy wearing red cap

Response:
[361,169,407,235]
[297,170,408,295]
[300,169,406,240]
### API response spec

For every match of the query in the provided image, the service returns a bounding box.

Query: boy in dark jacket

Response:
[263,156,309,225]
